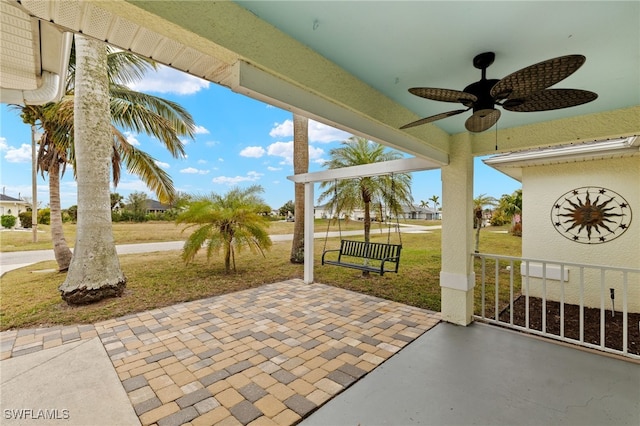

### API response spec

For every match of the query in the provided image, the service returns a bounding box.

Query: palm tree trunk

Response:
[59,34,126,304]
[224,241,232,273]
[474,208,482,253]
[48,159,72,271]
[290,114,308,263]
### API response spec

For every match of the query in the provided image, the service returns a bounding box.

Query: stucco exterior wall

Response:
[521,156,639,312]
[0,201,29,220]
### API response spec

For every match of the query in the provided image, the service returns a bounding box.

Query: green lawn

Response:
[0,224,521,330]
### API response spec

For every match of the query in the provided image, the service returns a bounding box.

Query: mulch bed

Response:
[497,296,640,356]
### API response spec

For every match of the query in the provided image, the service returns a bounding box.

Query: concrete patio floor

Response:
[2,279,637,425]
[0,279,439,425]
[303,322,640,426]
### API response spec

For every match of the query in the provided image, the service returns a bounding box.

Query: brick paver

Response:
[1,279,440,425]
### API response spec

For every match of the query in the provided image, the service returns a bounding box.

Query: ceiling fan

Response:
[400,52,598,133]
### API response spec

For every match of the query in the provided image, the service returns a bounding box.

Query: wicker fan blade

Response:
[409,87,477,104]
[502,89,598,112]
[490,55,586,100]
[400,109,469,130]
[465,109,500,133]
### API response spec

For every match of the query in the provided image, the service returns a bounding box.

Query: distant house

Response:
[0,194,30,220]
[314,203,440,221]
[396,204,440,220]
[144,199,169,214]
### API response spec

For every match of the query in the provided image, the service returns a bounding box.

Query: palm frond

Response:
[114,136,176,203]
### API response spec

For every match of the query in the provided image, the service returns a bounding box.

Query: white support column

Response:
[303,182,315,284]
[440,133,475,325]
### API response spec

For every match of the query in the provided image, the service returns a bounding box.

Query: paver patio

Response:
[0,279,440,425]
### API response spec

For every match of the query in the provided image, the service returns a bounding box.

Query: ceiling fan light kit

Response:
[401,52,598,133]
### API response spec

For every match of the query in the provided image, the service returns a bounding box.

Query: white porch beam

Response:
[304,182,315,284]
[287,157,441,184]
[231,61,449,165]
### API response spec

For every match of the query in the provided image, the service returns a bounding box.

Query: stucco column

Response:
[440,133,475,325]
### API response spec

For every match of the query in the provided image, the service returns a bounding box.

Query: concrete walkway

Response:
[0,279,440,425]
[0,224,440,276]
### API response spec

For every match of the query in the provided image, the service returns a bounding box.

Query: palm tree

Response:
[290,113,309,264]
[318,137,413,275]
[10,41,195,272]
[17,105,73,271]
[59,35,126,304]
[429,195,440,214]
[176,185,272,273]
[473,193,498,253]
[501,189,523,223]
[420,200,429,209]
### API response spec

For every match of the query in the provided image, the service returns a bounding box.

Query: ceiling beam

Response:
[232,61,449,165]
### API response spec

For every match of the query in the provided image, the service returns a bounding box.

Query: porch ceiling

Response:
[4,0,639,162]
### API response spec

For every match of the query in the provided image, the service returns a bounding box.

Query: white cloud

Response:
[180,137,191,146]
[154,161,170,169]
[115,179,149,192]
[309,120,351,143]
[267,166,282,171]
[269,120,292,138]
[212,171,263,185]
[197,159,208,164]
[194,125,210,135]
[0,137,9,151]
[205,141,220,147]
[267,141,292,163]
[127,65,210,95]
[269,119,351,143]
[180,167,209,175]
[309,146,326,164]
[218,158,224,162]
[4,143,31,163]
[266,141,325,165]
[124,131,141,146]
[240,146,266,158]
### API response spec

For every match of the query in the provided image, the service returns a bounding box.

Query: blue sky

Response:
[0,65,520,210]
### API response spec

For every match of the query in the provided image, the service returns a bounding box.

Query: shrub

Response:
[1,215,17,229]
[18,211,32,228]
[511,222,522,237]
[37,208,50,225]
[65,205,78,223]
[490,211,510,226]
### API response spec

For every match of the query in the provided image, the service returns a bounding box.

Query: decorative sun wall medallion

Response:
[551,187,632,244]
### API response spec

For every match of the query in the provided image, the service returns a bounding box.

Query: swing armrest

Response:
[380,255,401,274]
[321,248,342,265]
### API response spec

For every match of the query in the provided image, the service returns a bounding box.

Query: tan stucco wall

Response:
[0,201,29,220]
[521,156,640,312]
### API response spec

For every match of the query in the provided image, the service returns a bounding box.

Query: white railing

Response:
[472,253,640,360]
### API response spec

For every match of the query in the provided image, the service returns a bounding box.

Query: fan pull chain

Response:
[495,121,499,151]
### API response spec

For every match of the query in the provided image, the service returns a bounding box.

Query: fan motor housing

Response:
[463,79,499,111]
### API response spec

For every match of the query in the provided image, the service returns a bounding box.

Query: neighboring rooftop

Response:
[0,194,26,202]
